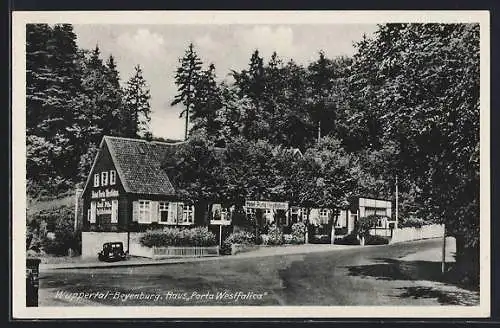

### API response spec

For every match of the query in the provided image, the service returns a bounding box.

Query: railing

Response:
[151,246,219,259]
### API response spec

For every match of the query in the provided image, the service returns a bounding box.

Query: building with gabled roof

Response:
[81,136,198,233]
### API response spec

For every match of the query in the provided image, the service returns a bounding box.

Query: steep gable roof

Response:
[106,136,186,195]
[83,136,186,196]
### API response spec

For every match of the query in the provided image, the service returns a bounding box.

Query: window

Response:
[291,208,302,223]
[220,207,230,222]
[89,201,96,223]
[101,171,109,186]
[159,202,173,224]
[111,199,118,223]
[245,207,256,215]
[138,200,151,223]
[93,174,100,187]
[181,204,194,224]
[109,170,116,185]
[319,209,329,224]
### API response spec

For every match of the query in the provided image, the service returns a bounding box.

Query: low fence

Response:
[151,246,219,259]
[369,228,393,238]
[389,224,444,244]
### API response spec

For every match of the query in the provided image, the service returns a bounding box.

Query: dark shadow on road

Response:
[396,286,479,306]
[345,258,479,305]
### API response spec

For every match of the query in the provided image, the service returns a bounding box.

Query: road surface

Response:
[38,238,479,306]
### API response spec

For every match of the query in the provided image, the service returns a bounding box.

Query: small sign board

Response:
[210,219,231,226]
[91,188,119,199]
[245,200,289,210]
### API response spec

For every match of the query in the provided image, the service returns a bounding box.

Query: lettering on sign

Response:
[91,188,119,199]
[96,199,112,215]
[245,200,288,210]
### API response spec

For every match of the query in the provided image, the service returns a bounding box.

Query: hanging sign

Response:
[245,200,288,210]
[210,204,231,225]
[96,199,112,215]
[91,188,119,199]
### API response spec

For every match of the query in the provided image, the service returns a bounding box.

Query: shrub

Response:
[259,234,270,245]
[140,227,217,247]
[267,225,284,245]
[42,216,80,255]
[283,234,294,244]
[365,234,389,245]
[400,217,427,228]
[291,222,306,237]
[224,231,256,245]
[220,231,256,255]
[335,227,348,235]
[310,234,331,244]
[334,234,361,245]
[356,215,381,237]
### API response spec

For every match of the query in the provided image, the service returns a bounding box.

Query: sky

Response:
[73,24,378,140]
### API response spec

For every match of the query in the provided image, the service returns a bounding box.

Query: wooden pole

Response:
[219,224,222,247]
[441,225,446,274]
[395,176,399,229]
[317,121,321,144]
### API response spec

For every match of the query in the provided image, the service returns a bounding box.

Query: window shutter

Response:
[90,201,96,223]
[177,203,184,223]
[150,201,159,223]
[169,202,178,224]
[111,199,118,223]
[132,201,139,222]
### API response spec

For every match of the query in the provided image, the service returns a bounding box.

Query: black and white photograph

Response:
[12,11,490,318]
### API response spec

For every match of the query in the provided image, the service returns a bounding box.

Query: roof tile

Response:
[105,136,184,195]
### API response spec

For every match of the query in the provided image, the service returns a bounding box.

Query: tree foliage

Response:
[26,24,152,196]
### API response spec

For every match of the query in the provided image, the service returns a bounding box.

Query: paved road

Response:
[38,238,478,306]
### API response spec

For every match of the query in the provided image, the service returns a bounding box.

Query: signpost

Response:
[210,219,231,246]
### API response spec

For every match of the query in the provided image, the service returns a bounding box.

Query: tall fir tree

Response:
[123,65,152,138]
[307,50,334,144]
[231,50,267,141]
[104,54,124,136]
[171,43,203,140]
[190,63,223,139]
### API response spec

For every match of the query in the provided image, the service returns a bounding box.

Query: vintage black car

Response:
[98,242,128,262]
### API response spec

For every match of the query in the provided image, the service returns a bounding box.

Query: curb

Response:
[40,244,367,271]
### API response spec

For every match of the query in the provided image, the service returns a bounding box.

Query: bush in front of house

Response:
[365,234,389,245]
[267,225,284,245]
[310,234,331,244]
[220,231,256,255]
[355,215,381,237]
[259,234,270,245]
[140,227,217,248]
[399,217,427,228]
[291,222,306,244]
[334,233,389,245]
[41,216,81,255]
[334,233,361,245]
[335,227,348,236]
[283,234,294,244]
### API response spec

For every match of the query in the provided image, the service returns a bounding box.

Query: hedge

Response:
[334,233,389,245]
[399,217,427,228]
[140,227,217,247]
[221,231,256,255]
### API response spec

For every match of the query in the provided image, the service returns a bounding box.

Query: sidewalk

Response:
[40,243,362,271]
